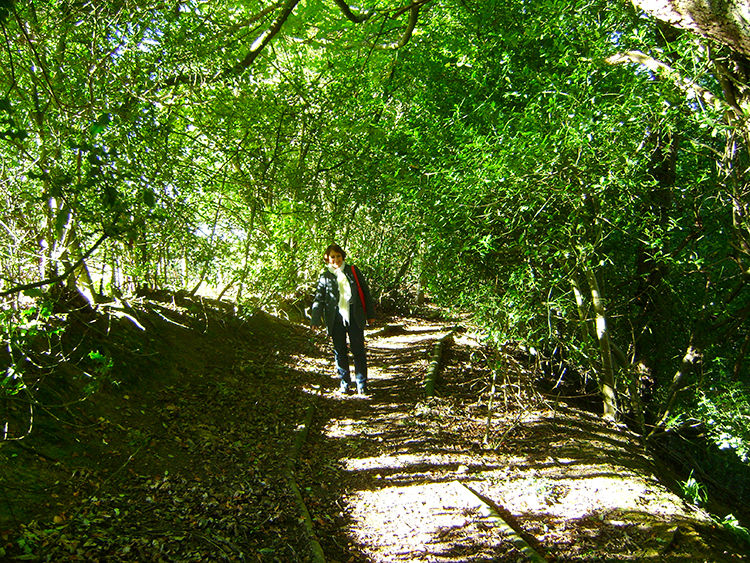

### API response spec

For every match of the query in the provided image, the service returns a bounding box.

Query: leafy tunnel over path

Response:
[0,297,748,562]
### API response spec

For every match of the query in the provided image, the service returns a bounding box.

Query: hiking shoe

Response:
[356,386,370,397]
[339,382,351,394]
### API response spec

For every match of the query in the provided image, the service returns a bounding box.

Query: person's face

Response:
[326,251,344,268]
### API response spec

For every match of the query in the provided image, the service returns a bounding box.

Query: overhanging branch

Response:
[0,220,118,298]
[376,1,430,50]
[226,0,301,77]
[605,50,729,114]
[332,0,373,23]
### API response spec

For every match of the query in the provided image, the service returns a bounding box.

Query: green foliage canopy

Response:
[2,0,750,467]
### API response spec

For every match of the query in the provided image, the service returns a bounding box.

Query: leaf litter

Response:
[0,298,749,562]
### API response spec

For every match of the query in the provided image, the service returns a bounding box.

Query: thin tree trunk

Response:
[69,233,97,300]
[1,229,112,297]
[585,267,618,420]
[628,364,647,438]
[733,332,750,381]
[484,366,497,445]
[570,275,594,343]
[648,340,702,440]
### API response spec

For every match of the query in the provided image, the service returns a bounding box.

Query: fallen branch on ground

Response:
[425,326,462,397]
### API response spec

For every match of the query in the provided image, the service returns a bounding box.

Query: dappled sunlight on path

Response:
[301,317,744,563]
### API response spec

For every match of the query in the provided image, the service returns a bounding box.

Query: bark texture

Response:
[634,0,750,56]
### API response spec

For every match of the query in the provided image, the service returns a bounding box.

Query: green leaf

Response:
[143,189,156,207]
[0,0,10,25]
[92,113,112,135]
[22,288,44,298]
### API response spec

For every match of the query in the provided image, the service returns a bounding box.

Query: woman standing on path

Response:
[310,244,375,396]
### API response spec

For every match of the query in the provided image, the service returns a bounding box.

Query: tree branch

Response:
[0,223,115,297]
[332,0,373,23]
[605,50,729,114]
[375,1,429,50]
[225,0,301,77]
[632,0,750,58]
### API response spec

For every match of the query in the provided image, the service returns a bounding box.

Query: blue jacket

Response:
[311,264,375,335]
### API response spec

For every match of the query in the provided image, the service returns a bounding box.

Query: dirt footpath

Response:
[2,303,747,563]
[299,319,749,563]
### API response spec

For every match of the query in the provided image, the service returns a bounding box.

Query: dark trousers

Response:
[331,313,367,390]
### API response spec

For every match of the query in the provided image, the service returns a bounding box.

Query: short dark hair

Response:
[324,243,346,261]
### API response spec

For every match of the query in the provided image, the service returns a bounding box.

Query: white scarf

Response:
[328,262,351,325]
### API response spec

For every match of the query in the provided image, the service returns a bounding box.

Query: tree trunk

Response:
[632,0,750,57]
[648,340,702,440]
[585,267,618,420]
[570,275,594,343]
[627,364,648,438]
[68,233,98,301]
[733,332,750,381]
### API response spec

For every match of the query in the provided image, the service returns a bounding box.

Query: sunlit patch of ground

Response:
[335,438,712,561]
[345,482,512,562]
[303,318,747,563]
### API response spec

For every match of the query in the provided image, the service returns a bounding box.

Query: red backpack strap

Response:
[351,265,367,315]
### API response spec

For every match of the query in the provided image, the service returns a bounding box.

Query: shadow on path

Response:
[298,318,747,563]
